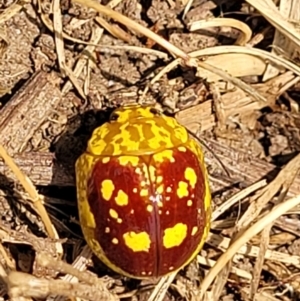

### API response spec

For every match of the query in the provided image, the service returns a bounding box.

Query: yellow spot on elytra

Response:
[149,165,156,182]
[191,226,198,236]
[105,227,110,233]
[147,204,153,212]
[178,146,186,152]
[156,176,163,183]
[159,210,162,214]
[157,184,164,194]
[166,186,172,193]
[163,223,187,248]
[166,196,170,201]
[140,189,148,197]
[101,179,115,201]
[153,150,175,163]
[141,180,146,187]
[123,231,151,252]
[135,167,142,174]
[130,209,134,214]
[141,271,146,276]
[109,209,118,219]
[117,218,122,223]
[112,238,118,244]
[187,200,193,206]
[102,157,110,164]
[115,190,128,206]
[166,210,170,215]
[119,156,139,166]
[133,187,138,193]
[184,167,197,188]
[158,201,163,207]
[177,181,189,198]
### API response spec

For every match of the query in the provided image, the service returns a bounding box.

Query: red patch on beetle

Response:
[87,146,207,278]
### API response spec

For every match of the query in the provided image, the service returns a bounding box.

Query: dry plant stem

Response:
[189,18,252,45]
[245,0,300,48]
[211,180,267,221]
[196,255,252,280]
[36,252,101,286]
[176,72,295,134]
[263,0,300,81]
[40,13,166,60]
[207,232,300,267]
[6,271,117,301]
[71,0,189,60]
[247,25,272,47]
[211,154,300,299]
[196,60,266,103]
[210,261,231,300]
[51,246,94,301]
[95,16,132,43]
[190,46,300,76]
[210,83,226,128]
[250,222,272,299]
[52,0,66,77]
[182,0,194,19]
[144,45,300,98]
[62,26,103,95]
[199,194,300,299]
[237,153,300,230]
[147,273,177,301]
[0,144,57,240]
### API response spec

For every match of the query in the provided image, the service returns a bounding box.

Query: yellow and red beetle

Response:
[75,104,211,278]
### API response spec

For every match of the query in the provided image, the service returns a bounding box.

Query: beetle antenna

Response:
[187,128,231,178]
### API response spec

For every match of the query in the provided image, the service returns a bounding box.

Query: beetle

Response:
[75,103,211,278]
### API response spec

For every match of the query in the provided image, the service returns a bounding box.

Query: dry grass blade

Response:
[52,0,66,77]
[250,223,272,299]
[262,0,300,81]
[190,46,300,77]
[147,273,177,301]
[210,154,300,300]
[245,0,300,48]
[199,193,300,299]
[51,246,93,301]
[195,59,266,103]
[207,232,300,267]
[211,179,267,221]
[182,0,194,19]
[71,0,189,60]
[238,153,300,230]
[95,16,132,43]
[6,271,117,301]
[199,153,300,299]
[143,52,267,102]
[0,145,60,245]
[62,26,103,96]
[196,255,252,280]
[188,18,252,45]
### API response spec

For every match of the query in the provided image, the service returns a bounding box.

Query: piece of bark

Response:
[0,152,74,187]
[0,71,62,155]
[175,72,295,133]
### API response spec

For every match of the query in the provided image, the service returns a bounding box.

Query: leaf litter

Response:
[0,0,299,301]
